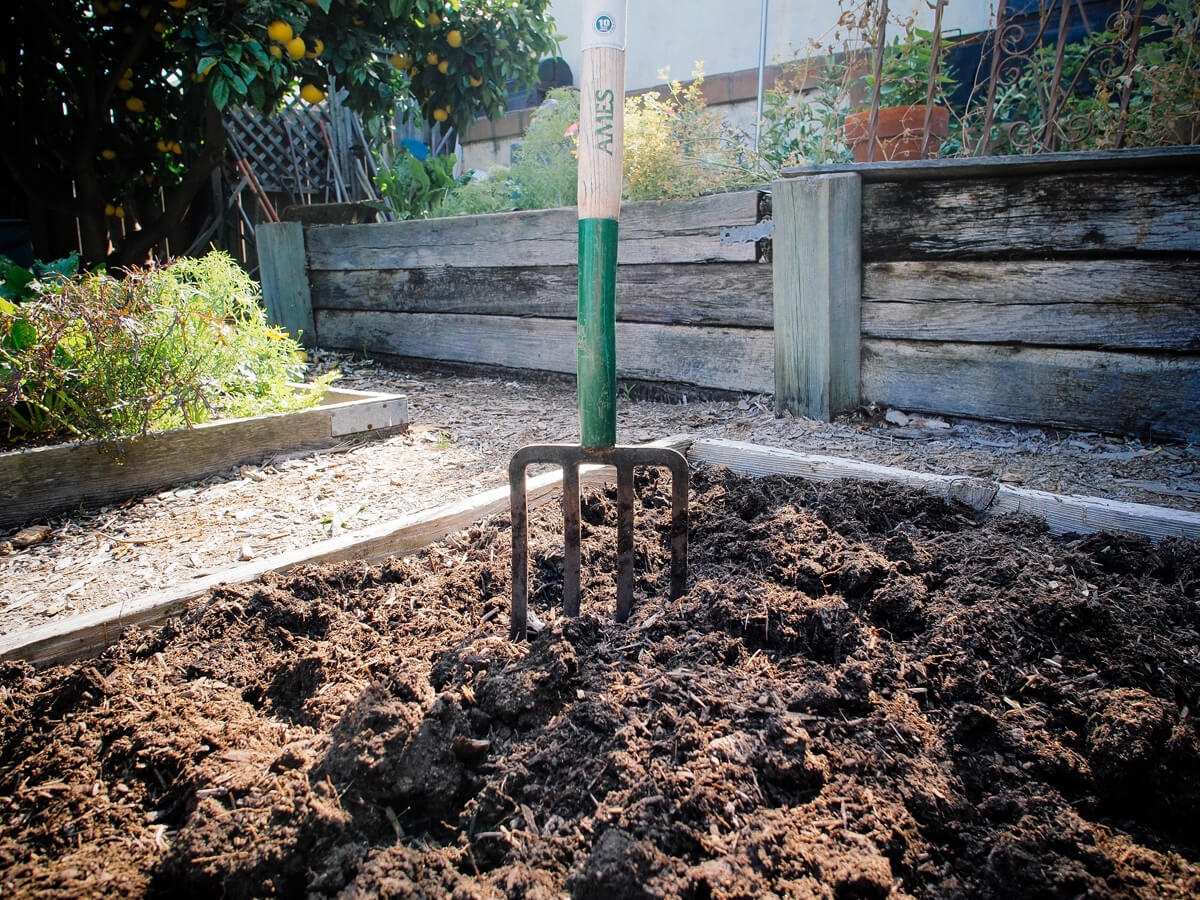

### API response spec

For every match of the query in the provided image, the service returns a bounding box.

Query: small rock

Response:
[239,542,255,561]
[12,525,52,549]
[885,408,910,427]
[998,471,1025,484]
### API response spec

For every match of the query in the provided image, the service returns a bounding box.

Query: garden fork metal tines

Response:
[509,0,688,641]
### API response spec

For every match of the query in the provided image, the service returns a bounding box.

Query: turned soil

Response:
[1,467,1198,899]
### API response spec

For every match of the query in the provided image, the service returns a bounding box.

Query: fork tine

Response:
[563,462,582,617]
[615,462,636,622]
[669,453,689,600]
[509,453,530,642]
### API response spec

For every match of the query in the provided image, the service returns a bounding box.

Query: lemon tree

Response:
[1,0,558,267]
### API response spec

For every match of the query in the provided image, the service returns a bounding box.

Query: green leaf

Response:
[248,80,266,108]
[211,78,230,110]
[8,318,36,351]
[0,262,34,302]
[407,154,432,190]
[33,252,79,281]
[245,41,270,66]
[197,55,219,76]
[0,297,16,315]
[317,0,332,12]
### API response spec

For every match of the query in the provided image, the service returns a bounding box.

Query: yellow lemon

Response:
[104,203,116,216]
[125,97,145,112]
[468,74,483,87]
[123,68,133,78]
[390,52,410,70]
[433,106,448,122]
[305,37,324,58]
[300,83,325,103]
[438,59,448,74]
[101,149,117,160]
[426,11,440,26]
[153,21,165,33]
[114,206,125,219]
[267,20,292,43]
[426,51,438,65]
[156,139,169,152]
[446,29,462,48]
[117,77,133,91]
[167,0,187,8]
[170,141,182,155]
[269,44,282,58]
[285,36,305,59]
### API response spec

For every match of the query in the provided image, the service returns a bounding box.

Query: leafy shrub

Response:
[508,87,581,209]
[759,56,855,168]
[435,167,521,217]
[0,252,333,455]
[433,87,579,217]
[623,70,764,200]
[374,150,470,220]
[1071,0,1199,149]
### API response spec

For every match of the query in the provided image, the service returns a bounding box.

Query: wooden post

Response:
[256,221,316,348]
[772,172,862,420]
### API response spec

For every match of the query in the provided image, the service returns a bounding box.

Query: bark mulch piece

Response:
[1,466,1197,898]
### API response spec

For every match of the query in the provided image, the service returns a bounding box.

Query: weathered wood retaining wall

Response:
[260,147,1199,441]
[297,190,775,395]
[776,148,1200,441]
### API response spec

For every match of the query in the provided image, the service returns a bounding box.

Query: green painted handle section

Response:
[577,217,619,449]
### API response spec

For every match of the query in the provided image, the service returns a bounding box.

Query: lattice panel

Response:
[224,97,333,194]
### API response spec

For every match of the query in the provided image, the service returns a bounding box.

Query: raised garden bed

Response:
[0,459,1196,897]
[0,386,407,531]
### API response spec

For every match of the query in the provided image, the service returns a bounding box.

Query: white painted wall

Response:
[546,1,995,92]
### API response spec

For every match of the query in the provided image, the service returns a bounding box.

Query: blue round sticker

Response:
[594,14,614,34]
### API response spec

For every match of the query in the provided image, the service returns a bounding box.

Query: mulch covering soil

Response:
[1,466,1198,899]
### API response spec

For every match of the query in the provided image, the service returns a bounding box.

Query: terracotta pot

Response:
[844,104,950,162]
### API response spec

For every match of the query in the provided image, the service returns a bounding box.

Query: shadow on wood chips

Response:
[1,466,1198,899]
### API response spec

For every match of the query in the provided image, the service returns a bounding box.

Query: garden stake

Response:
[510,0,688,641]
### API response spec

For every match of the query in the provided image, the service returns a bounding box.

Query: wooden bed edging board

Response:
[0,436,693,667]
[6,435,1197,668]
[0,386,408,531]
[688,439,1200,541]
